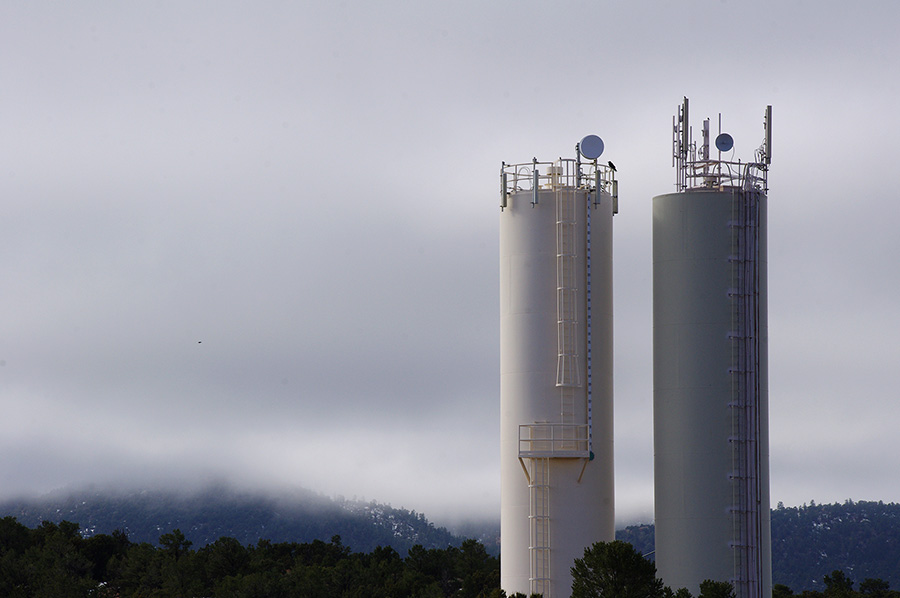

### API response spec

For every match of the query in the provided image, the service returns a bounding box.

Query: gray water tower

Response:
[653,98,773,598]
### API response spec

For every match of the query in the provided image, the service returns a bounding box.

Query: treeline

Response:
[6,511,900,597]
[775,570,899,598]
[0,516,500,598]
[568,541,900,598]
[616,500,900,592]
[771,501,900,591]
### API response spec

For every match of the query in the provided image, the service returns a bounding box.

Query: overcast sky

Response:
[1,1,898,527]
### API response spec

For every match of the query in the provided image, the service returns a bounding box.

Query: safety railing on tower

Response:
[519,424,590,458]
[500,158,615,209]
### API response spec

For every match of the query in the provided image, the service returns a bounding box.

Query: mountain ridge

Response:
[615,500,900,592]
[0,483,481,557]
[4,487,898,592]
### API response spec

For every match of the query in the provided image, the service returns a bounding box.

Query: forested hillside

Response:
[616,500,900,592]
[5,488,900,593]
[0,484,469,557]
[771,500,900,591]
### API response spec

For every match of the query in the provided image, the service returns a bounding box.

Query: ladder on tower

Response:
[556,187,579,432]
[728,189,763,598]
[518,185,590,598]
[529,457,551,598]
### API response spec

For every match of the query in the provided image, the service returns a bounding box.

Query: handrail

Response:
[518,423,590,458]
[679,159,768,193]
[501,158,615,206]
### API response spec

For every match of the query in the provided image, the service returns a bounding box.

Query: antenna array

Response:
[672,97,772,192]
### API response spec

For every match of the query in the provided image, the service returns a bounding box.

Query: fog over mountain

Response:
[2,1,899,525]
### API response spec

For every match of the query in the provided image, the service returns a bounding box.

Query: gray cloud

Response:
[1,0,898,527]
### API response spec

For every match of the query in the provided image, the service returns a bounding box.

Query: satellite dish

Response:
[580,135,604,160]
[715,133,734,152]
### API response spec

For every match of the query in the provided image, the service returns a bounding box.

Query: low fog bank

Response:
[1,478,657,544]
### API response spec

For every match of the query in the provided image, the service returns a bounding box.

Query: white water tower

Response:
[653,98,773,598]
[500,137,617,597]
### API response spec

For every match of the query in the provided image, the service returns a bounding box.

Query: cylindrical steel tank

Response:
[652,187,771,598]
[500,163,615,598]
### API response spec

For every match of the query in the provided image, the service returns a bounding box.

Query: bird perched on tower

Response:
[607,160,617,172]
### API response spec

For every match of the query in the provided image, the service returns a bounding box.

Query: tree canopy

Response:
[0,516,500,598]
[5,514,897,598]
[571,540,666,598]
